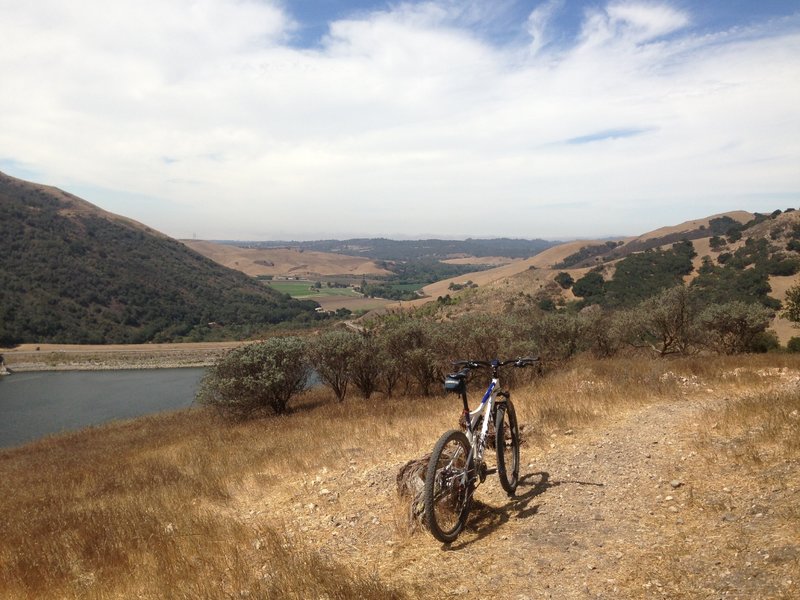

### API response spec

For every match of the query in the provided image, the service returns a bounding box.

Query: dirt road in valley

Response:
[233,374,799,599]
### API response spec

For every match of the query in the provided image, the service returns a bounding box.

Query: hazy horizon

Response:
[2,1,798,241]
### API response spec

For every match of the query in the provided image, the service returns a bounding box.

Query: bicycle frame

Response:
[449,358,528,483]
[463,377,498,466]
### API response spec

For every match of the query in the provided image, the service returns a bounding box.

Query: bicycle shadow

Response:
[443,471,604,550]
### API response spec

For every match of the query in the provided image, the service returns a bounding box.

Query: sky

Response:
[1,0,799,241]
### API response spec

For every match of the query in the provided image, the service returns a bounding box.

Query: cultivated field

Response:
[1,355,798,598]
[264,280,392,313]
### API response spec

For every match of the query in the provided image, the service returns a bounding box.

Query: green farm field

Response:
[266,280,361,299]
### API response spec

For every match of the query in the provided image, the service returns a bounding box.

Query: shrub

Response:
[787,337,800,353]
[580,305,631,358]
[699,302,774,354]
[531,311,587,361]
[748,330,780,353]
[538,298,556,311]
[372,317,415,396]
[572,271,605,300]
[782,283,800,323]
[308,329,361,402]
[554,272,574,289]
[766,256,800,276]
[627,286,701,356]
[350,333,381,399]
[196,338,310,417]
[371,315,446,396]
[709,236,726,251]
[726,229,742,243]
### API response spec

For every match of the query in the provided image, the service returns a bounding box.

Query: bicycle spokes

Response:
[424,430,473,542]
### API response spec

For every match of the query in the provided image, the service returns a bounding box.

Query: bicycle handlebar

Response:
[451,357,540,370]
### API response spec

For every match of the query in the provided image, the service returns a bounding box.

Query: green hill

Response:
[0,172,319,345]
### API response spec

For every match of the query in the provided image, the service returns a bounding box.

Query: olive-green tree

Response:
[699,302,774,354]
[350,332,381,399]
[196,337,310,418]
[581,305,627,358]
[377,316,448,396]
[309,329,360,402]
[531,311,587,361]
[625,286,701,356]
[782,283,800,323]
[554,272,574,289]
[372,316,411,397]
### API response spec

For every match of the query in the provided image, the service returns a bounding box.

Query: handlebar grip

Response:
[515,356,540,367]
[452,360,489,369]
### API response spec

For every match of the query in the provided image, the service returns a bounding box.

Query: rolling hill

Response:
[0,171,320,345]
[181,240,391,278]
[395,210,800,343]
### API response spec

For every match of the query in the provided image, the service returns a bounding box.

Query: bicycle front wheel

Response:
[495,400,520,496]
[423,429,474,543]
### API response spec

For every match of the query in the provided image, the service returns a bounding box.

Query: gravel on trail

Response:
[232,374,800,600]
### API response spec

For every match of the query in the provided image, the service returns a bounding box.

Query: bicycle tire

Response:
[495,400,520,496]
[423,429,474,543]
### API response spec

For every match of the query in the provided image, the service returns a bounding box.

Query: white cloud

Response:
[605,1,689,42]
[526,0,564,56]
[0,1,798,239]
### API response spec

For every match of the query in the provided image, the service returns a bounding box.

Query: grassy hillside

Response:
[1,355,797,598]
[181,239,392,278]
[0,172,320,345]
[413,209,800,343]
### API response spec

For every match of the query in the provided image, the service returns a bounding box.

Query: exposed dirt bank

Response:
[0,342,243,372]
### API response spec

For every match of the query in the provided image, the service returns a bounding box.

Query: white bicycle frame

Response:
[464,376,499,466]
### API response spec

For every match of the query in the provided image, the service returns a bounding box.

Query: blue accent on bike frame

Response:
[480,381,495,405]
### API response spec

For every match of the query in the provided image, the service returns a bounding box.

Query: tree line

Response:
[197,283,800,419]
[563,238,798,311]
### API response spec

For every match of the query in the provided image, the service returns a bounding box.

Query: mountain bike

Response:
[423,357,539,543]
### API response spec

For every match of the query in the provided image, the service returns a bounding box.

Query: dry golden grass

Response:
[1,354,798,599]
[612,359,800,599]
[182,240,390,278]
[0,406,410,599]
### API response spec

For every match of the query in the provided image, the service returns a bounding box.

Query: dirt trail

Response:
[433,398,706,597]
[233,378,798,599]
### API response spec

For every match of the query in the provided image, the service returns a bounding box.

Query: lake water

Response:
[0,368,206,449]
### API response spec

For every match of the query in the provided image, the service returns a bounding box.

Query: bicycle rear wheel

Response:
[495,400,520,496]
[423,429,474,543]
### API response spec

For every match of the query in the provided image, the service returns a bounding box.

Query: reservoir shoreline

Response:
[0,341,243,373]
[0,367,207,449]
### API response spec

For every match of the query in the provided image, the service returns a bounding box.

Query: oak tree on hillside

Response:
[782,283,800,324]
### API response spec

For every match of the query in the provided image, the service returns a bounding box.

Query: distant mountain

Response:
[221,237,559,261]
[0,172,319,345]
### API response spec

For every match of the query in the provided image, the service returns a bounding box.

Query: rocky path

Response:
[231,396,704,597]
[234,375,798,599]
[396,397,708,598]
